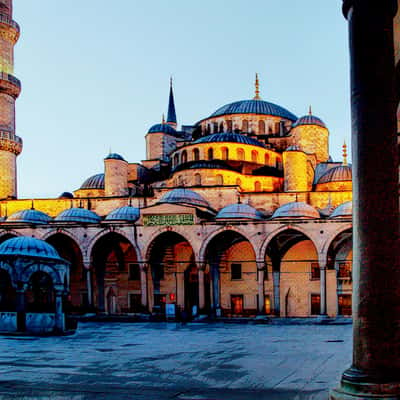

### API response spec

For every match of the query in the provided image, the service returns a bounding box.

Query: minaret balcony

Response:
[0,72,20,98]
[0,130,22,155]
[0,14,19,43]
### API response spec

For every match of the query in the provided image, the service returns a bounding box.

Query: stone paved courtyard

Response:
[0,322,352,399]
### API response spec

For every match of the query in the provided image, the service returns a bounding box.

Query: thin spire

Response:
[308,105,312,115]
[342,141,348,166]
[166,76,177,127]
[253,73,261,100]
[162,113,165,124]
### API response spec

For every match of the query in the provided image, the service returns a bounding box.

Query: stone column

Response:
[83,261,93,307]
[16,284,26,332]
[140,263,148,312]
[197,262,206,312]
[256,261,265,314]
[319,262,327,316]
[176,270,185,309]
[331,1,400,398]
[272,270,280,316]
[54,288,65,332]
[211,262,221,316]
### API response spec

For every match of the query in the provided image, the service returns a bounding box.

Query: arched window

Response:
[173,154,179,167]
[221,147,229,160]
[251,150,258,163]
[181,150,187,164]
[264,153,270,165]
[268,126,273,134]
[237,148,245,161]
[259,120,266,134]
[216,174,223,185]
[213,122,218,133]
[242,120,249,132]
[219,122,224,133]
[194,173,201,186]
[207,124,211,134]
[207,148,214,160]
[227,120,233,131]
[193,148,200,161]
[275,122,280,133]
[276,158,282,169]
[236,178,241,187]
[254,181,261,192]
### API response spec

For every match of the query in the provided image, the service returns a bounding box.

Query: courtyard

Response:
[0,322,352,400]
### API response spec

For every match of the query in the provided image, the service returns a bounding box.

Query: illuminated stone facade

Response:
[0,2,354,319]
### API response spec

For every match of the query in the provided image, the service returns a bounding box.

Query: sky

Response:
[13,0,350,199]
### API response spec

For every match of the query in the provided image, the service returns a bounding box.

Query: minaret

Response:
[166,77,177,129]
[253,73,261,100]
[0,0,22,199]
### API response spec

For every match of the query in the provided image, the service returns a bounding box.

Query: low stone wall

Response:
[0,311,16,331]
[25,313,55,333]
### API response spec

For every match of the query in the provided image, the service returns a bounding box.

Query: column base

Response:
[330,368,400,399]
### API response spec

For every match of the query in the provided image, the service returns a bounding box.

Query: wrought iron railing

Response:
[0,14,19,32]
[0,72,20,88]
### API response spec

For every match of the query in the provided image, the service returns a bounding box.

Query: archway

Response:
[26,271,55,313]
[265,229,319,317]
[146,232,200,316]
[46,233,84,311]
[327,228,352,316]
[0,269,15,311]
[204,230,256,317]
[91,232,139,314]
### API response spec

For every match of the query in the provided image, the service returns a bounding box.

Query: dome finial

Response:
[342,141,348,166]
[308,105,312,115]
[253,73,261,100]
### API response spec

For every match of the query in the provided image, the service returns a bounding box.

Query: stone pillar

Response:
[331,1,400,398]
[83,261,93,307]
[176,270,184,309]
[54,288,65,332]
[140,264,148,311]
[211,262,221,316]
[197,262,205,312]
[319,262,327,316]
[272,271,280,316]
[257,261,265,314]
[16,285,25,331]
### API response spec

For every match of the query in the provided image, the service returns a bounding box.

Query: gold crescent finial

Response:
[253,73,261,100]
[342,141,348,166]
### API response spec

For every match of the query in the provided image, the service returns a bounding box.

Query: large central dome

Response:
[208,99,297,121]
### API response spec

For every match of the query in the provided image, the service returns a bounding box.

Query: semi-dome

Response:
[317,165,352,184]
[80,173,105,190]
[7,209,52,225]
[271,202,320,219]
[148,123,177,135]
[206,99,297,121]
[104,153,126,162]
[329,201,352,219]
[159,188,210,208]
[105,206,140,222]
[55,208,101,223]
[292,114,327,129]
[193,132,266,148]
[216,203,264,220]
[0,237,62,261]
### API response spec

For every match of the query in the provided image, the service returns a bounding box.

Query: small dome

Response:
[159,188,210,208]
[216,203,264,220]
[55,208,101,223]
[318,165,352,184]
[105,206,140,222]
[293,114,327,129]
[0,237,62,261]
[80,173,105,190]
[194,132,266,148]
[285,145,302,152]
[7,209,52,225]
[104,153,126,162]
[59,192,74,199]
[207,99,297,121]
[330,201,352,219]
[148,123,177,135]
[271,202,320,219]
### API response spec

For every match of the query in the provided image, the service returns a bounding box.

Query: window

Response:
[181,150,187,164]
[236,178,241,187]
[231,295,243,314]
[129,293,141,312]
[207,148,214,160]
[259,120,265,134]
[219,122,224,132]
[264,295,271,315]
[213,122,218,133]
[227,120,233,131]
[194,173,201,186]
[221,147,229,160]
[338,294,352,316]
[242,120,248,132]
[251,150,258,163]
[231,263,242,280]
[128,263,140,281]
[310,263,320,280]
[254,181,261,192]
[264,153,270,165]
[216,174,223,185]
[237,148,245,161]
[173,154,179,167]
[276,158,282,169]
[311,294,320,315]
[193,148,200,161]
[338,262,352,279]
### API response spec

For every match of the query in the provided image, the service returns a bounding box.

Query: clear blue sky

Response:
[13,1,350,198]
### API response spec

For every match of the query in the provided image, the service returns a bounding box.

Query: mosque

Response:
[0,0,353,320]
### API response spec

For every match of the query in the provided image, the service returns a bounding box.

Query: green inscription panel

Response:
[143,214,194,226]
